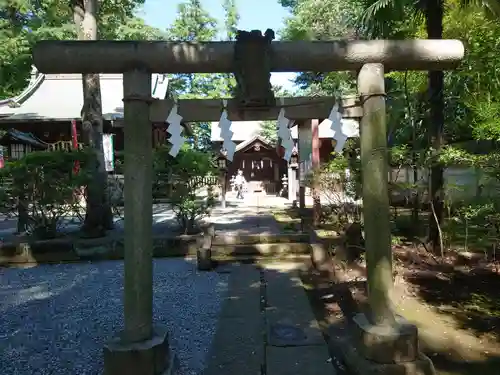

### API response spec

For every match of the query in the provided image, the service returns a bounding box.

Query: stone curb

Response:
[0,232,315,266]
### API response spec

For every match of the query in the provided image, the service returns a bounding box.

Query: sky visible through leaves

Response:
[140,0,298,91]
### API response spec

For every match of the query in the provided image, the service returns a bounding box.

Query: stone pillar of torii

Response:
[32,36,464,375]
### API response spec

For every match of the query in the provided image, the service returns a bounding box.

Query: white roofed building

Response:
[0,67,171,160]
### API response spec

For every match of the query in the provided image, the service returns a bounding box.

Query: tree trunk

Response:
[425,0,445,254]
[73,0,113,237]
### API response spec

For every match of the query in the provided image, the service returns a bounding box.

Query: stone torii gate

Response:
[32,36,464,375]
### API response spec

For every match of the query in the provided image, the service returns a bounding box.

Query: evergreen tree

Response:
[259,120,278,146]
[222,0,240,40]
[167,0,238,151]
[0,0,162,99]
[0,0,163,236]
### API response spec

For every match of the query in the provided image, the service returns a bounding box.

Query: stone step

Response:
[212,233,309,246]
[212,242,311,257]
[211,254,310,265]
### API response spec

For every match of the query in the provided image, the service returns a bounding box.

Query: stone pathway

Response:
[203,261,335,375]
[207,206,283,236]
[224,192,290,209]
[0,194,289,242]
[205,192,289,236]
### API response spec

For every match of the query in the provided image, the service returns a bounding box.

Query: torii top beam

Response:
[32,40,464,74]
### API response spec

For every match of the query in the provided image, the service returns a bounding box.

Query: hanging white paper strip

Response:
[278,124,292,141]
[219,99,236,161]
[319,101,360,153]
[166,104,185,157]
[281,136,294,151]
[169,134,186,157]
[167,105,182,134]
[283,148,293,162]
[222,140,236,161]
[103,134,114,172]
[277,98,294,161]
[333,119,360,152]
[320,102,342,136]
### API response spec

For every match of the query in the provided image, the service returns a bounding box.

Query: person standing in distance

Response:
[234,170,246,199]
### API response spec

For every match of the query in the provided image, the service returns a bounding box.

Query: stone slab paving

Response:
[263,262,335,375]
[203,261,336,375]
[207,205,284,236]
[267,346,336,375]
[202,264,263,375]
[265,266,325,347]
[209,192,293,236]
[224,193,290,209]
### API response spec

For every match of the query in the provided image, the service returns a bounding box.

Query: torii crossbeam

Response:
[33,39,464,73]
[31,37,464,375]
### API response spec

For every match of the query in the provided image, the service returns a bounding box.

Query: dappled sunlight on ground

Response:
[299,253,500,375]
[1,194,290,242]
[0,259,229,375]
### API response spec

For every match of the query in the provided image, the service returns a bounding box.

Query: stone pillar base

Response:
[353,313,419,363]
[197,248,212,271]
[336,313,436,375]
[310,243,328,267]
[103,326,177,375]
[339,340,435,375]
[197,227,213,271]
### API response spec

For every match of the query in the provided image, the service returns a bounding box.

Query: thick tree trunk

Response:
[73,0,113,237]
[426,0,445,254]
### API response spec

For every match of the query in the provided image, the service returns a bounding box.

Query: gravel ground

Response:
[0,259,229,375]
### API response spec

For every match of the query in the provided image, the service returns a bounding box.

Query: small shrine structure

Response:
[211,118,358,197]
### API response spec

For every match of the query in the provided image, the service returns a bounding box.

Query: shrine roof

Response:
[234,135,274,152]
[0,68,169,122]
[210,119,358,141]
[0,128,48,148]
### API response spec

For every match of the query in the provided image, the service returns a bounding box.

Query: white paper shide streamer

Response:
[219,99,236,161]
[277,99,294,161]
[320,101,358,152]
[166,103,186,157]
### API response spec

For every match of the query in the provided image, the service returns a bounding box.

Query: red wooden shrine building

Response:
[211,120,340,195]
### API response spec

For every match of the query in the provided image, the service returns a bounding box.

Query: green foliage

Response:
[0,0,162,99]
[307,152,362,230]
[279,0,365,96]
[166,0,217,41]
[350,0,500,147]
[443,3,500,144]
[154,144,216,177]
[279,0,500,147]
[278,0,500,254]
[166,0,239,151]
[0,150,93,239]
[222,0,240,40]
[153,145,218,234]
[438,145,477,166]
[259,120,278,146]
